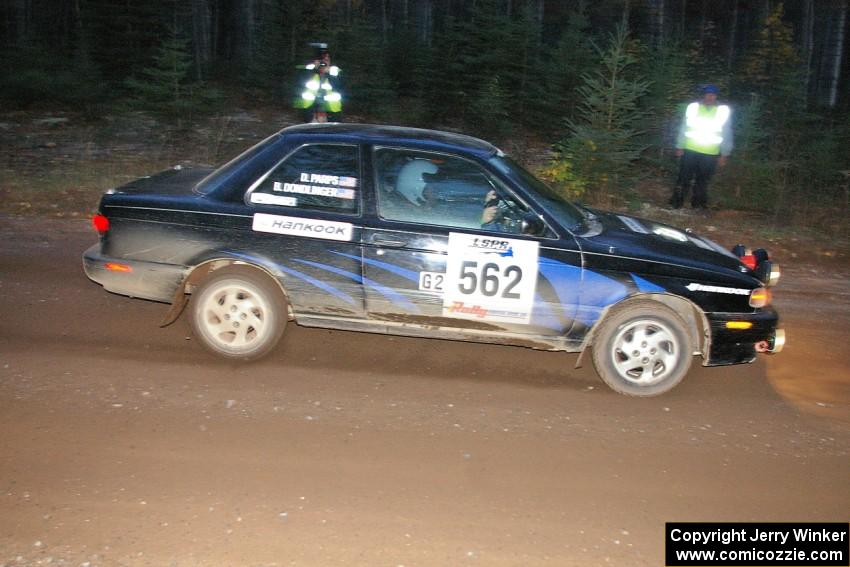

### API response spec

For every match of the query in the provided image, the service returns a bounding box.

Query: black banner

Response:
[666,523,849,566]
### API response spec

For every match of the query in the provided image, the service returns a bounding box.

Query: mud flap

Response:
[159,284,189,328]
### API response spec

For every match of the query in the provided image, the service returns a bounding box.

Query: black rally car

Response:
[83,124,784,396]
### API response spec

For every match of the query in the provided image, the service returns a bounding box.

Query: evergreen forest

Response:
[2,0,849,226]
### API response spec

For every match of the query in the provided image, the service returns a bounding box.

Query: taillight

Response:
[92,214,110,234]
[749,287,770,308]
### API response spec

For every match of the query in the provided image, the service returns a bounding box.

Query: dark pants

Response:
[671,150,719,208]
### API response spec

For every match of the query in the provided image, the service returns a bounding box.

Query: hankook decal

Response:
[252,213,353,241]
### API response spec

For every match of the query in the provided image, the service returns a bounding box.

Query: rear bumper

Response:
[83,243,186,303]
[704,307,784,366]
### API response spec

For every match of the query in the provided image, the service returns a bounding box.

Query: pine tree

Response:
[474,76,512,141]
[125,30,191,110]
[125,27,219,118]
[548,24,651,198]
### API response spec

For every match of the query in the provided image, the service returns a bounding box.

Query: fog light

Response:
[769,329,786,353]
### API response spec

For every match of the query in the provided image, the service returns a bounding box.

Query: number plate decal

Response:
[418,271,445,293]
[442,233,539,324]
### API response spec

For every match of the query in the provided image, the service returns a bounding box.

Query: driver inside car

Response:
[480,189,525,234]
[381,158,528,233]
[382,159,474,226]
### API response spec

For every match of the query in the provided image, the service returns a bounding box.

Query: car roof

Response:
[280,123,501,160]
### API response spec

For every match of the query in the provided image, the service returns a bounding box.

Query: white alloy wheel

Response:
[609,319,680,386]
[190,267,286,360]
[592,301,692,396]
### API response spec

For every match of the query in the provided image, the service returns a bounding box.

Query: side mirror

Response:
[521,214,546,236]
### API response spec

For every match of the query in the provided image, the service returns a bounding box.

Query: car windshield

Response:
[489,155,585,230]
[195,133,282,194]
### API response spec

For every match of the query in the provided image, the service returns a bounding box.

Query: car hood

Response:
[109,165,215,196]
[577,209,747,275]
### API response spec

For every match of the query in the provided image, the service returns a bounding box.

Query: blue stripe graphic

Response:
[631,274,666,293]
[278,265,358,306]
[538,258,582,323]
[292,259,420,313]
[577,270,629,325]
[330,251,420,283]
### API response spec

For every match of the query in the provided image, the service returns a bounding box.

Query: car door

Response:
[361,146,583,340]
[242,142,368,320]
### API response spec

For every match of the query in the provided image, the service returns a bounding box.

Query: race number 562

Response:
[443,233,539,324]
[458,261,523,298]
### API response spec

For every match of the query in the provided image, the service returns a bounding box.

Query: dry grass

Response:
[0,109,287,217]
[0,160,175,217]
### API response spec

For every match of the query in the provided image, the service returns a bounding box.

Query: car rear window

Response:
[246,144,360,214]
[195,133,282,195]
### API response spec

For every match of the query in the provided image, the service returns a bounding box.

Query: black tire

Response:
[591,300,693,396]
[189,266,287,361]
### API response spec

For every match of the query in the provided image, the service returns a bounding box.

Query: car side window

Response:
[374,147,528,234]
[247,144,360,214]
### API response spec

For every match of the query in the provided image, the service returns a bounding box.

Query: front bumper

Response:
[83,243,186,303]
[705,307,784,366]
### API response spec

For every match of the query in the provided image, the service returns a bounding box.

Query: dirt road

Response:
[1,218,848,567]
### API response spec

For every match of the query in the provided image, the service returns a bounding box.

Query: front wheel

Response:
[591,301,693,396]
[190,267,287,360]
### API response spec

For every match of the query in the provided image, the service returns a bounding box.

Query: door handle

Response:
[371,235,407,248]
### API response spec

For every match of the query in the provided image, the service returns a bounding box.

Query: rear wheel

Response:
[190,267,286,360]
[591,301,693,396]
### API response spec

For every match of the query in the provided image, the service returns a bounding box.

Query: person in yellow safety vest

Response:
[294,46,342,122]
[669,84,733,210]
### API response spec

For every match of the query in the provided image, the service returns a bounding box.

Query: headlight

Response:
[753,259,781,287]
[767,262,781,287]
[749,287,771,308]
